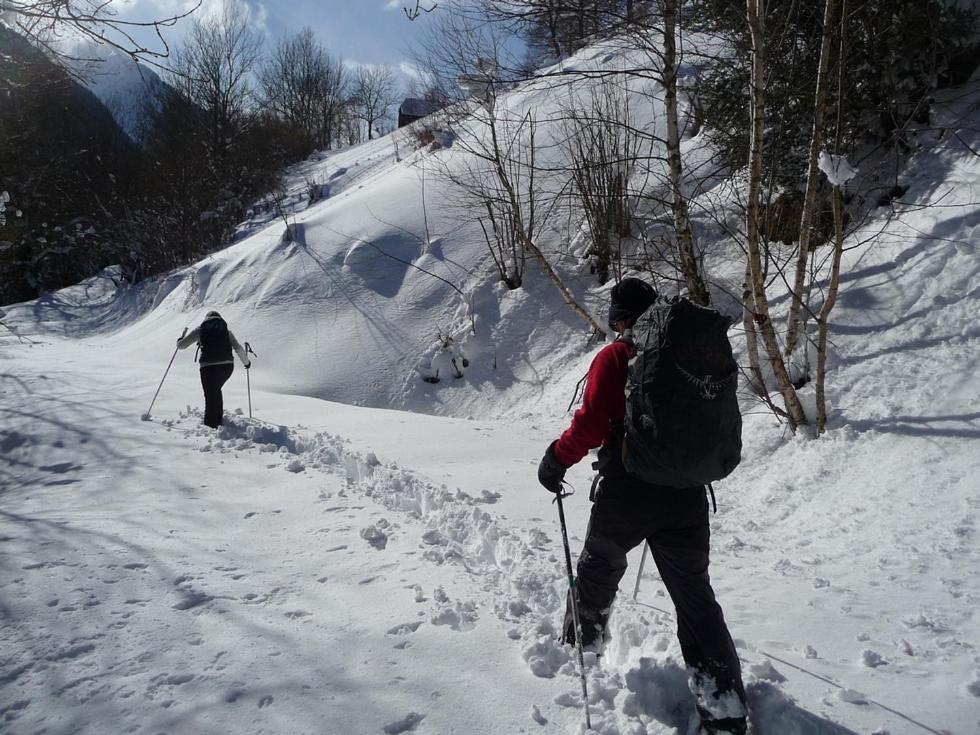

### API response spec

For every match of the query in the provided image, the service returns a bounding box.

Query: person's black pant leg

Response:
[200,364,234,427]
[563,493,646,645]
[647,495,746,708]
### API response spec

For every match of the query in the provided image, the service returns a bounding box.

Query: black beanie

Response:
[608,278,657,328]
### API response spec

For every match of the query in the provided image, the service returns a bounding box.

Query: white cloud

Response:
[398,60,424,81]
[107,0,269,34]
[193,0,269,32]
[384,0,401,10]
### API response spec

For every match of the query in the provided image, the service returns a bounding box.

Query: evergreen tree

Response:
[691,0,978,187]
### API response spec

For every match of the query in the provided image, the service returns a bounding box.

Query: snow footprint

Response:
[387,621,423,636]
[360,524,388,550]
[430,602,478,631]
[383,711,425,733]
[429,587,478,631]
[522,637,570,678]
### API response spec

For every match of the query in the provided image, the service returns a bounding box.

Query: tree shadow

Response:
[0,363,423,733]
[19,270,163,339]
[0,507,413,735]
[835,326,980,366]
[294,235,419,362]
[844,412,980,439]
[0,372,130,496]
[341,232,423,299]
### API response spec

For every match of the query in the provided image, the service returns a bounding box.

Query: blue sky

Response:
[252,0,433,67]
[111,0,437,72]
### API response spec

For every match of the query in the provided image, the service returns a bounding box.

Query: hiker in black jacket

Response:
[178,311,250,428]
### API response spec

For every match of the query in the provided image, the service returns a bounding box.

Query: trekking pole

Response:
[554,490,592,731]
[244,342,257,419]
[141,327,187,421]
[632,543,648,600]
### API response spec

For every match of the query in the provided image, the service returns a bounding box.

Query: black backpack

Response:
[622,298,742,488]
[198,316,232,363]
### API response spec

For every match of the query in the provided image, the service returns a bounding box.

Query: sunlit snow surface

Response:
[2,39,979,735]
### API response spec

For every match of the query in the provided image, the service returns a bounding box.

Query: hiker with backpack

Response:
[177,311,251,428]
[537,278,748,735]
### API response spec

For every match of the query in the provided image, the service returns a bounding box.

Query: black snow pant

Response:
[200,363,234,428]
[563,478,746,709]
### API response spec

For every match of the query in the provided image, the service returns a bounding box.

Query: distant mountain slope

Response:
[0,26,142,303]
[0,28,136,154]
[69,43,167,145]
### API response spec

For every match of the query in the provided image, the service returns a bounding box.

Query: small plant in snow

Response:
[409,123,437,149]
[304,175,326,205]
[417,330,470,384]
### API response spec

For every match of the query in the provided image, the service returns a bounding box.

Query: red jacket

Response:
[554,339,633,466]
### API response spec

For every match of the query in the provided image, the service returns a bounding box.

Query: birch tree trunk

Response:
[741,260,767,398]
[816,0,849,434]
[785,0,840,360]
[663,0,710,306]
[745,0,808,429]
[816,185,844,433]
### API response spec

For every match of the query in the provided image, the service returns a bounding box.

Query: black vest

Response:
[198,317,232,363]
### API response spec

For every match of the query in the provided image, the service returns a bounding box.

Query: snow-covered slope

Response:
[70,44,166,144]
[2,39,978,735]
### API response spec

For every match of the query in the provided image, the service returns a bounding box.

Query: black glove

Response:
[244,361,251,369]
[538,441,569,494]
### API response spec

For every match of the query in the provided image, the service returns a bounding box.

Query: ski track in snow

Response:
[0,368,972,735]
[132,409,892,735]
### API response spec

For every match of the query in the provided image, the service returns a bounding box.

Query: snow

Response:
[68,43,165,144]
[2,33,979,735]
[818,151,858,186]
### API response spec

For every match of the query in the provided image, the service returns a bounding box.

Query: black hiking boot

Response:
[697,715,747,735]
[560,609,604,648]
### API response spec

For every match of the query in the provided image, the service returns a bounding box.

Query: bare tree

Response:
[483,0,631,65]
[258,27,348,150]
[404,0,438,21]
[814,0,852,434]
[745,0,807,429]
[658,0,710,305]
[784,0,839,362]
[483,0,566,61]
[166,1,261,176]
[352,64,399,140]
[420,8,605,336]
[471,104,537,291]
[141,0,272,255]
[561,81,642,285]
[1,0,199,67]
[409,1,525,101]
[472,88,606,336]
